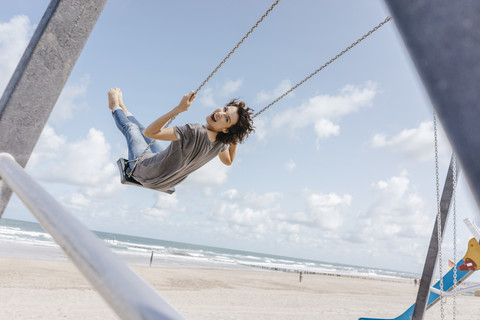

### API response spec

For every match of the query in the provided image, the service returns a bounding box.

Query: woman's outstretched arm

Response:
[143,91,195,141]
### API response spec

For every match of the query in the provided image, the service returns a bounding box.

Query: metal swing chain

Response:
[165,0,281,128]
[253,16,391,119]
[126,0,281,177]
[433,111,445,320]
[127,11,391,177]
[194,0,280,96]
[452,153,458,320]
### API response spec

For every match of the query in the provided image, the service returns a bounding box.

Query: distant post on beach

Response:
[149,251,154,267]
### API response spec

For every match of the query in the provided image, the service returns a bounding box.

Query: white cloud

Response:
[276,221,301,235]
[372,171,409,200]
[69,192,91,210]
[83,176,125,198]
[255,79,292,104]
[220,78,243,97]
[222,189,238,200]
[186,157,230,186]
[0,15,34,92]
[208,189,283,238]
[199,87,215,108]
[50,128,116,185]
[372,121,451,162]
[244,191,282,208]
[270,82,377,140]
[198,78,243,108]
[142,193,183,220]
[50,75,90,125]
[24,125,125,218]
[192,170,433,269]
[26,74,91,164]
[314,118,340,139]
[209,188,351,243]
[154,192,180,210]
[28,125,67,167]
[285,159,296,172]
[230,207,270,227]
[299,192,352,230]
[354,172,431,244]
[28,125,118,189]
[252,117,267,141]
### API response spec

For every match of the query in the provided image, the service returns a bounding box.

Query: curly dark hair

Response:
[216,99,254,145]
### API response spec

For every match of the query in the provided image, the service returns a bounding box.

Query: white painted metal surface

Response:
[0,153,185,320]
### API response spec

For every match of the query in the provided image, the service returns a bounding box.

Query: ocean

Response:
[0,218,419,280]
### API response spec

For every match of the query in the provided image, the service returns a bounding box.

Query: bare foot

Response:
[108,87,121,110]
[117,88,130,114]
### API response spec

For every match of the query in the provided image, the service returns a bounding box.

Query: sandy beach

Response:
[0,257,479,320]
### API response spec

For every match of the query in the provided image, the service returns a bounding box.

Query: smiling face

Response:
[206,106,239,133]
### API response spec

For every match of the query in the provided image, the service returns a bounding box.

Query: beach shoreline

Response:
[1,219,479,319]
[0,236,417,283]
[0,219,422,279]
[1,256,479,320]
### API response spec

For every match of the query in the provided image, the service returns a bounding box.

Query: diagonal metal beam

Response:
[412,155,457,320]
[384,0,480,214]
[0,153,185,320]
[384,1,480,318]
[0,0,107,217]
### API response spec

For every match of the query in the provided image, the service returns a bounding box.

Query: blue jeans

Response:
[113,109,164,170]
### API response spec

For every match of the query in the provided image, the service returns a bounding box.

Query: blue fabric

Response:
[112,109,164,170]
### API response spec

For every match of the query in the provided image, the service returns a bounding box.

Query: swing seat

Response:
[116,158,175,194]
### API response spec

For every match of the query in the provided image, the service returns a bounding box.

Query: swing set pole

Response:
[0,0,107,218]
[412,156,457,320]
[385,0,480,213]
[385,0,480,318]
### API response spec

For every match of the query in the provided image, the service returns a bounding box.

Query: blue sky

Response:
[2,0,480,274]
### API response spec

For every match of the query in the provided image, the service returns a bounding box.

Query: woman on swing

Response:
[108,88,254,193]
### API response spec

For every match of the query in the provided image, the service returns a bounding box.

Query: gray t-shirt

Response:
[132,123,227,191]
